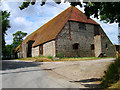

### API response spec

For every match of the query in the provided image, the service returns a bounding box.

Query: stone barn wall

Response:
[32,46,39,57]
[43,40,56,57]
[31,41,56,57]
[56,21,95,57]
[99,27,116,57]
[21,42,28,58]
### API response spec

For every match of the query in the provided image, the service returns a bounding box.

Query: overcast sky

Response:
[1,1,118,45]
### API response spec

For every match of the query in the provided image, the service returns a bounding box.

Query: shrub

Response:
[47,56,53,60]
[56,52,63,58]
[101,58,120,88]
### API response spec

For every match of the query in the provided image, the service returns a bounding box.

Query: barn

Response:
[16,6,116,58]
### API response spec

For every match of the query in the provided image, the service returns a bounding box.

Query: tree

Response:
[12,31,27,48]
[1,10,10,58]
[19,1,120,43]
[5,44,14,58]
[83,2,120,43]
[19,0,82,10]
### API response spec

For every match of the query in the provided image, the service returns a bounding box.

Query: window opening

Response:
[91,44,95,50]
[73,43,79,50]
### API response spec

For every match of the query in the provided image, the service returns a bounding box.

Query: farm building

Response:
[16,6,116,58]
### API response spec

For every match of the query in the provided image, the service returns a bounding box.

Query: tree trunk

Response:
[118,23,120,44]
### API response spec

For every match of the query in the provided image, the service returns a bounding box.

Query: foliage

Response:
[19,1,120,24]
[1,10,10,58]
[12,31,27,48]
[109,80,120,89]
[19,0,82,10]
[84,2,120,23]
[47,56,53,60]
[101,58,120,88]
[56,52,63,58]
[5,44,14,58]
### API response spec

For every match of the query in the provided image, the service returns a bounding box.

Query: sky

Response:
[1,1,118,45]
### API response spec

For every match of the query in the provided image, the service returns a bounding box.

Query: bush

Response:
[101,58,120,88]
[47,56,53,60]
[56,52,63,58]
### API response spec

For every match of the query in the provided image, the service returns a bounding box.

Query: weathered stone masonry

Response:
[56,21,116,57]
[32,46,39,57]
[31,40,56,57]
[56,21,95,57]
[99,27,116,57]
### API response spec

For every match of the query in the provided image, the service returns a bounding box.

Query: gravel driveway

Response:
[39,58,115,88]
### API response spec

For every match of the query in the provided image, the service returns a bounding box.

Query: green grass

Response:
[47,56,53,60]
[58,57,114,61]
[17,56,114,62]
[109,81,120,89]
[37,56,45,58]
[101,58,120,89]
[18,57,34,60]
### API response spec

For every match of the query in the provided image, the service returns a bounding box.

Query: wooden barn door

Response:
[39,45,43,56]
[27,41,34,57]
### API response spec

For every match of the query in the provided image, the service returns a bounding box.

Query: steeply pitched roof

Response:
[17,6,99,49]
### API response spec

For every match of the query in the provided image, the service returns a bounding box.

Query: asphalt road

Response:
[1,60,84,88]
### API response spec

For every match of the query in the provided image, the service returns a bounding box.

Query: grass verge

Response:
[109,81,120,89]
[17,56,114,62]
[58,57,113,61]
[101,58,120,89]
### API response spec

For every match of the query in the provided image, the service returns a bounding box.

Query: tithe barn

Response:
[16,6,116,58]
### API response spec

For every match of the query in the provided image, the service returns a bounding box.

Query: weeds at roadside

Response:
[101,58,120,89]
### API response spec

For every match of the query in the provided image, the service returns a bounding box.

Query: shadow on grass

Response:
[1,60,42,71]
[70,78,101,88]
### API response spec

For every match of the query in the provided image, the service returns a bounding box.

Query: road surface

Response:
[1,60,84,88]
[1,58,115,88]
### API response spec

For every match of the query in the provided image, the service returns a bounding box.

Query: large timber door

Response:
[27,41,34,57]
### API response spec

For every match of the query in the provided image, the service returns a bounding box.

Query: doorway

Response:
[39,45,43,56]
[27,41,34,57]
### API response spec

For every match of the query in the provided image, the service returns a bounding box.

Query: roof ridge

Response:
[68,6,74,20]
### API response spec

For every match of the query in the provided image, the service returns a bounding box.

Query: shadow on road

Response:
[70,78,101,88]
[2,68,53,75]
[2,68,43,74]
[1,60,42,71]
